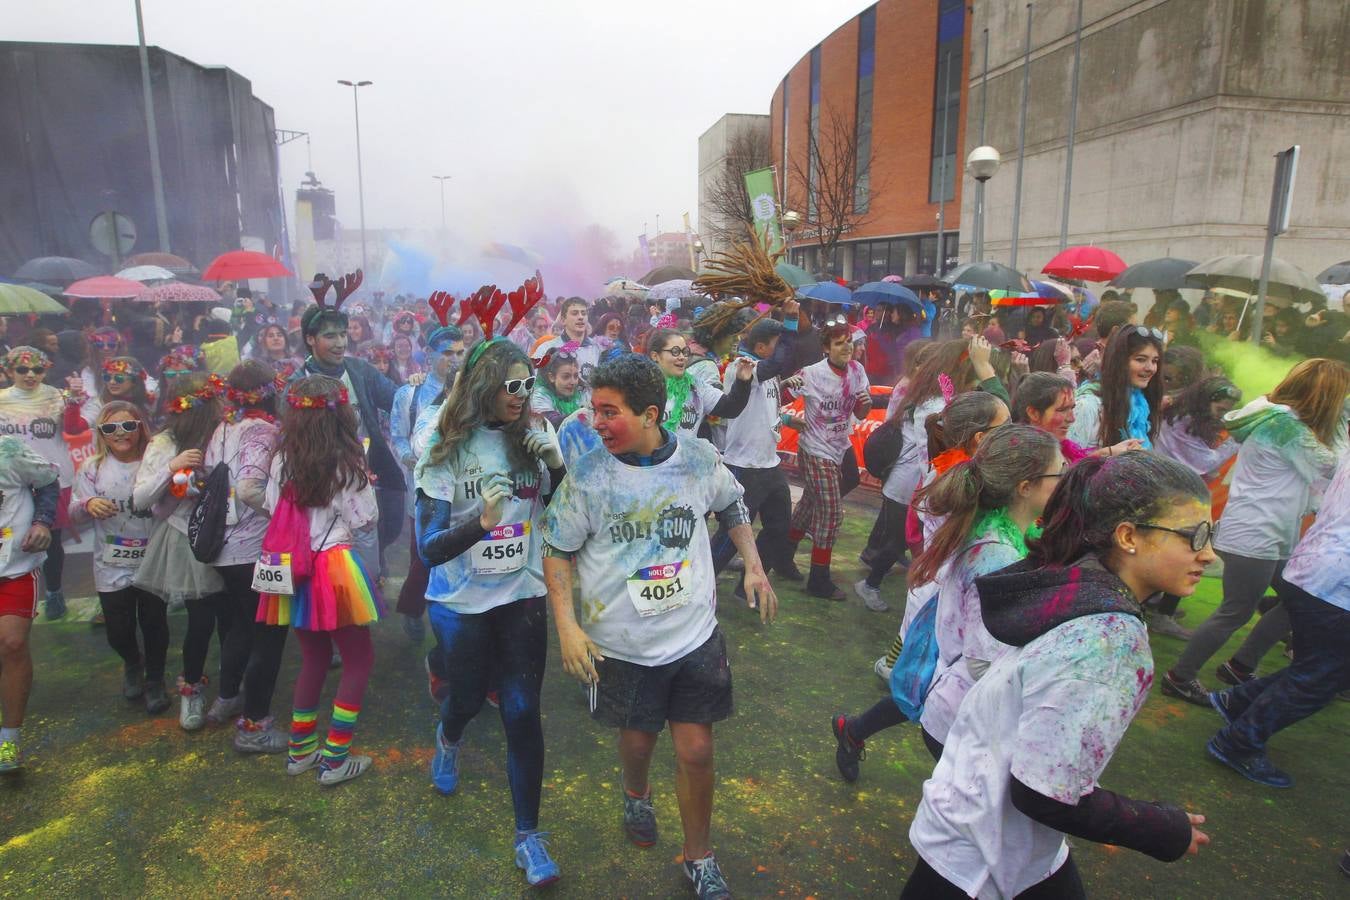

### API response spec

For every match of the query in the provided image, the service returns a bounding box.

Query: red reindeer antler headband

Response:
[455,271,546,371]
[309,270,364,311]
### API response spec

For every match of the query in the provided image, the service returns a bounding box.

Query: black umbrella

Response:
[944,261,1033,294]
[1316,260,1350,285]
[900,274,950,291]
[13,256,101,285]
[639,265,696,287]
[1108,257,1199,290]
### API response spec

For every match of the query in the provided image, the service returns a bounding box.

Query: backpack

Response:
[187,462,231,563]
[863,417,904,479]
[260,484,319,579]
[889,593,941,720]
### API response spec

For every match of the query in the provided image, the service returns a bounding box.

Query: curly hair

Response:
[425,340,536,475]
[591,353,666,418]
[279,375,368,508]
[1162,375,1240,447]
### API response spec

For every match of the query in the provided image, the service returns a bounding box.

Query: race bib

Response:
[102,535,148,567]
[251,552,295,594]
[0,527,12,569]
[471,522,529,575]
[626,560,691,617]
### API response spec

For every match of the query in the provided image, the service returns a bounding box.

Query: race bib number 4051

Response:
[626,560,691,617]
[251,552,295,594]
[471,522,529,575]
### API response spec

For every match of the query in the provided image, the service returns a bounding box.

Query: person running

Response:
[0,346,80,620]
[902,451,1213,898]
[832,422,1056,783]
[646,328,753,439]
[529,346,586,429]
[261,375,383,786]
[68,401,168,715]
[416,339,566,888]
[1068,325,1165,451]
[1163,359,1349,704]
[132,374,228,729]
[783,322,872,600]
[198,361,291,751]
[1157,375,1241,480]
[535,298,600,385]
[0,436,59,773]
[1206,443,1350,788]
[541,354,777,900]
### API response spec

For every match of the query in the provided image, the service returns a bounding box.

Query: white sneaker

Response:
[874,656,893,683]
[318,754,372,786]
[287,749,321,776]
[206,694,243,725]
[179,684,206,731]
[853,579,889,612]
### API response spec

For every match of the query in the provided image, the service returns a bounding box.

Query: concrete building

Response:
[961,0,1350,278]
[697,113,772,258]
[770,0,970,282]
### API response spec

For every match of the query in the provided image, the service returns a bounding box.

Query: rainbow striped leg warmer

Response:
[320,701,361,769]
[288,707,319,762]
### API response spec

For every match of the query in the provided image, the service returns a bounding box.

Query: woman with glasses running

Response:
[646,328,753,439]
[417,338,566,888]
[1163,359,1349,705]
[1068,325,1164,452]
[69,402,168,714]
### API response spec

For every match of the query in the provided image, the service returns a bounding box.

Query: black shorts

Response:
[592,627,733,733]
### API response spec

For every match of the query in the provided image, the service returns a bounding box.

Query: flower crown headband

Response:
[4,347,51,370]
[286,386,350,410]
[226,381,277,407]
[103,358,146,379]
[166,374,225,414]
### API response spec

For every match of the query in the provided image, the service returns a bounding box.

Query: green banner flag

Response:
[743,167,781,248]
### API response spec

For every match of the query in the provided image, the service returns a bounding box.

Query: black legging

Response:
[901,853,1085,899]
[850,697,944,763]
[98,586,169,682]
[182,592,233,685]
[375,489,406,577]
[429,595,547,833]
[215,564,289,720]
[43,529,64,592]
[865,499,908,588]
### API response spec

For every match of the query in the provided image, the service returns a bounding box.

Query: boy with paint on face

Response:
[541,354,777,900]
[781,322,872,600]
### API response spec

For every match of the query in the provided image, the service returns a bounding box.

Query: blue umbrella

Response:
[797,281,854,304]
[852,280,922,312]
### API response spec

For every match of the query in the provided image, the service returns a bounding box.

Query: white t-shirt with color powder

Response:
[0,436,59,579]
[70,455,155,592]
[795,358,868,464]
[720,355,781,470]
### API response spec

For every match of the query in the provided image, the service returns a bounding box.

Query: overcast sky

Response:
[10,0,860,265]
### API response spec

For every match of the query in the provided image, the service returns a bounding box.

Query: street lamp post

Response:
[966,146,1001,263]
[134,0,171,251]
[781,209,802,266]
[432,175,452,230]
[337,79,372,274]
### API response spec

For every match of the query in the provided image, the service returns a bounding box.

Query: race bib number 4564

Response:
[626,560,691,618]
[251,552,295,594]
[471,522,529,575]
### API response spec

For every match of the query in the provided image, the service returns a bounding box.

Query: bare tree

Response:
[702,126,773,249]
[788,104,882,272]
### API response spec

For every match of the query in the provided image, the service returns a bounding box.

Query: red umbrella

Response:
[64,276,147,299]
[1041,246,1127,283]
[202,250,293,280]
[140,283,223,304]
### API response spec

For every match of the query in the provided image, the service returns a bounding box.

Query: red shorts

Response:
[0,572,40,619]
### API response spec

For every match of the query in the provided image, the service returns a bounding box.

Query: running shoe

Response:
[684,853,732,900]
[1207,690,1236,726]
[514,830,561,887]
[234,717,288,754]
[144,681,170,715]
[623,789,658,847]
[0,740,20,774]
[1205,735,1293,788]
[852,579,889,612]
[287,749,321,776]
[45,590,66,621]
[831,714,866,783]
[319,755,372,786]
[1160,671,1210,707]
[123,664,145,701]
[206,694,243,726]
[1215,660,1254,686]
[179,681,206,731]
[873,656,893,683]
[772,559,804,582]
[431,724,460,794]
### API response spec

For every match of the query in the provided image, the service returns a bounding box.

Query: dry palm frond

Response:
[692,226,795,334]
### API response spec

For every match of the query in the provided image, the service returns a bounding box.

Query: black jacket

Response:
[298,355,403,491]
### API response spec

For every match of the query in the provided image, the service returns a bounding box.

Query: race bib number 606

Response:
[251,552,295,594]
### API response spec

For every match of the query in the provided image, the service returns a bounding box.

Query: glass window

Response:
[855,6,876,214]
[852,242,870,283]
[928,0,965,203]
[918,236,938,275]
[887,240,906,278]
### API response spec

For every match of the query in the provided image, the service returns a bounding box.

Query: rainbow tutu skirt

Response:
[256,544,383,632]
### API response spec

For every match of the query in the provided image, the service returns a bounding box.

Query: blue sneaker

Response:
[514,830,561,887]
[431,724,460,795]
[1206,736,1293,788]
[45,590,66,621]
[684,853,732,899]
[1207,690,1236,726]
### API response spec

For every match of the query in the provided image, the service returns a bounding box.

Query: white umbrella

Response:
[646,279,699,301]
[116,264,177,282]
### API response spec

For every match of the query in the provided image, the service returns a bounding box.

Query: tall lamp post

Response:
[781,209,802,266]
[432,175,452,230]
[134,0,171,250]
[966,146,1001,264]
[337,79,372,274]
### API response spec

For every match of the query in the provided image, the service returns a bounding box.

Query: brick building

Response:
[770,0,970,282]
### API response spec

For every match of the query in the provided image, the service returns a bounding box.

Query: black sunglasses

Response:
[11,366,45,375]
[504,376,537,396]
[659,347,691,358]
[98,420,142,435]
[1136,520,1214,552]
